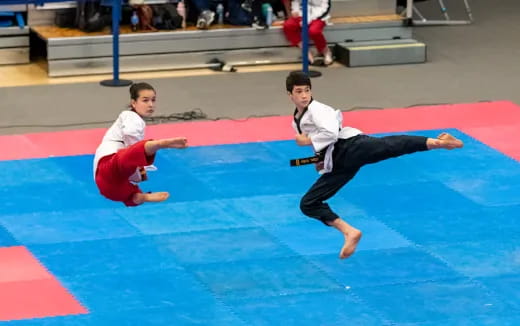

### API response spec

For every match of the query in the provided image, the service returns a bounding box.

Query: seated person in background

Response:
[226,0,255,26]
[191,0,253,28]
[248,0,288,29]
[189,0,220,29]
[283,0,333,65]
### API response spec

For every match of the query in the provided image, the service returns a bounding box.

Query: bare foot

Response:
[132,191,170,205]
[427,133,463,150]
[339,229,362,259]
[437,132,464,149]
[158,137,188,149]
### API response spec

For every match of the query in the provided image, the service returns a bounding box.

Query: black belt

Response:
[290,152,324,167]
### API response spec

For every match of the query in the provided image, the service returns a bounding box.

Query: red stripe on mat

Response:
[1,101,519,161]
[0,279,88,321]
[0,246,88,321]
[462,125,520,162]
[0,246,52,283]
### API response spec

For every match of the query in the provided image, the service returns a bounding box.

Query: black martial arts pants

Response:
[300,134,428,224]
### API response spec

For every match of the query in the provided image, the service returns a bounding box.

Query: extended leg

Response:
[336,133,462,170]
[352,135,430,166]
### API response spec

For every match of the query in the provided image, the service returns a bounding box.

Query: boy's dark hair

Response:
[129,82,155,100]
[286,71,312,93]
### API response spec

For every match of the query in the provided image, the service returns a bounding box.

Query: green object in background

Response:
[261,3,273,25]
[261,3,271,18]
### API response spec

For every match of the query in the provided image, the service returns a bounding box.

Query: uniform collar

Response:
[293,98,314,133]
[293,98,314,119]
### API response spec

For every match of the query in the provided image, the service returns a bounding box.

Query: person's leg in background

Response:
[190,0,215,29]
[283,16,315,63]
[226,0,253,26]
[308,19,333,65]
[279,0,291,19]
[251,0,267,29]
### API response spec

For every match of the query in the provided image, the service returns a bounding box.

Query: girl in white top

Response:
[93,82,188,206]
[287,72,463,259]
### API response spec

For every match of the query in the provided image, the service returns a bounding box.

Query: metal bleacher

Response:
[10,0,422,76]
[0,3,29,64]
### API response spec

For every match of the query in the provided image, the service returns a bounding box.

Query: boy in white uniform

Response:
[286,72,463,259]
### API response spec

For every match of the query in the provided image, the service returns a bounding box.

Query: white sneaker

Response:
[324,51,333,65]
[196,10,215,29]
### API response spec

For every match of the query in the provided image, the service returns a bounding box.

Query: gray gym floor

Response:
[0,0,518,135]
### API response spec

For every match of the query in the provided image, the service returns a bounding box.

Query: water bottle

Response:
[130,11,139,32]
[177,0,187,29]
[216,3,224,25]
[262,3,273,27]
[266,5,273,26]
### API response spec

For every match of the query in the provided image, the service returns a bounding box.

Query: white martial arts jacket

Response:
[291,0,331,22]
[292,99,362,174]
[93,110,150,182]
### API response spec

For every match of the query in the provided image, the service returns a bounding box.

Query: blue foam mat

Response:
[28,236,181,278]
[153,227,294,265]
[309,247,463,288]
[426,238,520,278]
[1,209,140,245]
[116,199,255,235]
[1,129,519,325]
[352,279,510,324]
[0,224,18,247]
[226,290,389,326]
[190,256,341,300]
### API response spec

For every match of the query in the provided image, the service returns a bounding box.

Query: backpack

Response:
[151,4,182,30]
[55,8,76,28]
[75,0,109,32]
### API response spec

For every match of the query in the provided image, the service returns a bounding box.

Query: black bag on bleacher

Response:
[151,3,182,30]
[55,8,76,28]
[75,0,109,32]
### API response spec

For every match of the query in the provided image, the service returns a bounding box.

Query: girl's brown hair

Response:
[129,82,155,100]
